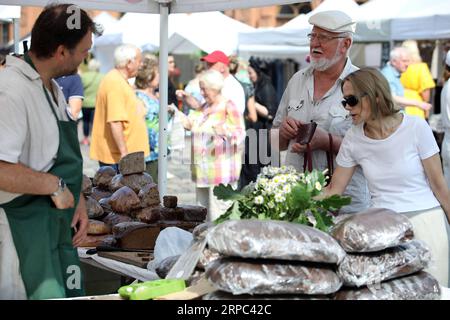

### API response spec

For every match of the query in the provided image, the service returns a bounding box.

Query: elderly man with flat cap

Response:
[271,10,369,214]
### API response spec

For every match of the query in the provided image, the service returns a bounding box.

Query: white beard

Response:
[310,44,344,72]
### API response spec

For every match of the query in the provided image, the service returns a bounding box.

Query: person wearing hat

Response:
[441,51,450,189]
[179,50,246,117]
[271,10,370,214]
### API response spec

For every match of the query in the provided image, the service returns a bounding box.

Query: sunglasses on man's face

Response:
[341,94,366,107]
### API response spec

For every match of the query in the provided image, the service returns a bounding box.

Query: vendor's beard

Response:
[310,47,344,72]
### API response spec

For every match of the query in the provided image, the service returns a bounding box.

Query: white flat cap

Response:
[308,10,356,33]
[446,50,450,67]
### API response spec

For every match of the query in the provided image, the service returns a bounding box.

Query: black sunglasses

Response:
[341,94,366,107]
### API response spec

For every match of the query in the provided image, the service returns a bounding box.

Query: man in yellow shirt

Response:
[90,44,149,169]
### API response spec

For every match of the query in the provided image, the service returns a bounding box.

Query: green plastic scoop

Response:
[118,279,186,300]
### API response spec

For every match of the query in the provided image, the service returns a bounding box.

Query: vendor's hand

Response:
[309,127,330,151]
[279,117,301,141]
[51,188,75,210]
[291,142,307,154]
[71,197,89,247]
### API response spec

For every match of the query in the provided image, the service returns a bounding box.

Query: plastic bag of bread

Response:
[205,258,342,295]
[207,220,346,264]
[330,208,414,252]
[335,271,441,300]
[338,240,431,287]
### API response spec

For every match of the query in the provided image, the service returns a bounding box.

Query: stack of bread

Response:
[80,152,207,249]
[202,219,346,300]
[330,208,441,300]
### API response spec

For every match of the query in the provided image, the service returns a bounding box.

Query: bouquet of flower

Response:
[213,166,351,232]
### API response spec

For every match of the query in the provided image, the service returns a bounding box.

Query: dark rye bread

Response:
[178,204,207,222]
[102,212,134,227]
[112,221,147,237]
[110,173,153,193]
[82,175,92,196]
[207,220,346,264]
[115,225,160,250]
[205,258,342,295]
[330,208,414,253]
[79,234,113,248]
[335,271,441,300]
[109,186,141,215]
[138,183,160,208]
[163,195,178,208]
[154,255,180,279]
[119,152,145,176]
[90,187,113,202]
[133,206,161,223]
[338,240,431,287]
[85,196,104,219]
[159,207,184,220]
[93,166,116,190]
[98,197,112,214]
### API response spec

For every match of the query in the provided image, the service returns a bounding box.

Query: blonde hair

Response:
[342,67,399,121]
[402,40,422,63]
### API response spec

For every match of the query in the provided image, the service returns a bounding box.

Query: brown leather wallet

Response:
[296,121,317,145]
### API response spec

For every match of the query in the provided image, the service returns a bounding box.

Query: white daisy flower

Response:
[254,196,264,205]
[315,181,322,191]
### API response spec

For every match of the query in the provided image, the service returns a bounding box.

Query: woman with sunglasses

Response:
[324,67,450,287]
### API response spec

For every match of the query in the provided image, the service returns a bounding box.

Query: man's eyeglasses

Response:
[307,33,346,43]
[341,94,366,107]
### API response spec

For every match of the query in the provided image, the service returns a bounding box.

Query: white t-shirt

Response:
[336,114,440,213]
[223,75,246,115]
[441,80,450,130]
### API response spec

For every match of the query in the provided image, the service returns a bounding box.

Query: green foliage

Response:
[214,166,351,232]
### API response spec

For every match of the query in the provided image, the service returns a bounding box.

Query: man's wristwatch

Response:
[51,177,66,197]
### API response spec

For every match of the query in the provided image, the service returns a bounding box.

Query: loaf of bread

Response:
[82,175,92,196]
[335,271,441,300]
[138,183,160,208]
[330,208,414,252]
[115,225,160,250]
[85,196,104,219]
[109,186,141,214]
[154,255,180,279]
[163,195,178,208]
[93,166,116,190]
[134,206,161,223]
[178,204,207,222]
[112,221,147,237]
[159,207,184,220]
[206,258,342,295]
[98,197,112,214]
[119,152,145,176]
[102,212,134,227]
[79,234,112,248]
[87,219,112,235]
[90,187,113,202]
[110,173,153,193]
[207,220,346,264]
[338,240,431,287]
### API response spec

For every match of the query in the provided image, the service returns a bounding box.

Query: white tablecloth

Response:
[78,248,159,282]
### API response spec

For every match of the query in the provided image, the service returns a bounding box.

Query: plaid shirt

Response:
[189,99,245,187]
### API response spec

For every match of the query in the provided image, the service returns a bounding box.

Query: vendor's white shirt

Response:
[0,56,69,300]
[272,58,370,214]
[337,114,440,213]
[223,74,245,115]
[441,81,450,130]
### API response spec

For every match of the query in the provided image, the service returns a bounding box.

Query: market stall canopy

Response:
[0,4,20,21]
[238,0,361,58]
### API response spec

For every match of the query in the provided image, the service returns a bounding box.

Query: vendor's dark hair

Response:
[30,3,102,59]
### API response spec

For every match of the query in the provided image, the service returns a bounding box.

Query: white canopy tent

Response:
[238,0,361,59]
[0,5,21,53]
[0,0,304,197]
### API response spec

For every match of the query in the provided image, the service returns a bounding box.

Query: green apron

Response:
[0,54,84,299]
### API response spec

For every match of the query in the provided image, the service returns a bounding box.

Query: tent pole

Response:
[158,1,170,199]
[13,18,20,54]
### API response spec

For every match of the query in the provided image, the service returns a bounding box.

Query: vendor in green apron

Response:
[0,4,102,300]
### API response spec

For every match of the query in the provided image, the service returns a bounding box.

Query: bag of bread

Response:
[205,258,342,295]
[330,208,414,252]
[207,220,346,264]
[338,240,431,287]
[335,271,441,300]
